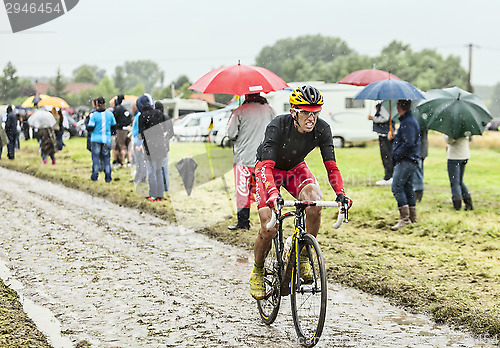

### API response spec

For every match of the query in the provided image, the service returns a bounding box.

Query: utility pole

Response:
[466,43,474,93]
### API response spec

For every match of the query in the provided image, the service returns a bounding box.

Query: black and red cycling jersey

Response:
[255,114,345,201]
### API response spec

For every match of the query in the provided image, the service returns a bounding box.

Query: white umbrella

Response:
[28,110,56,129]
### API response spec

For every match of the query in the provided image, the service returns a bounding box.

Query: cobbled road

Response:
[0,167,493,348]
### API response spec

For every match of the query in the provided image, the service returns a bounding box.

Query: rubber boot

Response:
[463,194,474,211]
[228,208,250,230]
[452,196,462,211]
[391,205,411,231]
[409,206,417,223]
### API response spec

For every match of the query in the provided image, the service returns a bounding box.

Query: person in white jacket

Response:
[226,93,276,230]
[444,134,473,210]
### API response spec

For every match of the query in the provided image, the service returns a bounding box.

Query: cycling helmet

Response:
[289,85,324,112]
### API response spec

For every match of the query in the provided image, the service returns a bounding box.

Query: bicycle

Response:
[256,195,350,347]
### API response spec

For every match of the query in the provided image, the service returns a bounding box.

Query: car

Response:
[173,112,213,142]
[209,106,237,147]
[487,119,500,131]
[173,105,237,142]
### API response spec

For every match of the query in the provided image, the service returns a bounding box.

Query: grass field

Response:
[1,131,499,344]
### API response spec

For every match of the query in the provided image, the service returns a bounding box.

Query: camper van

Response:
[158,98,209,123]
[264,82,378,147]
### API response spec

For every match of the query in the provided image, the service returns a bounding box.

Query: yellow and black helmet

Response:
[289,85,324,112]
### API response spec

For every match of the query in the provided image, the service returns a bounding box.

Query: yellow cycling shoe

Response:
[299,250,313,283]
[249,266,265,300]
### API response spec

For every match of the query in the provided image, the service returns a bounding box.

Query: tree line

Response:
[1,34,498,115]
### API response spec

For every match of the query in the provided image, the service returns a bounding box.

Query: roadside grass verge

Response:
[1,131,500,342]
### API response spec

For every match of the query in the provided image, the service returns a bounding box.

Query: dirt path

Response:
[0,167,495,347]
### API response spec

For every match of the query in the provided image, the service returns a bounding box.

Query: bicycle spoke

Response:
[257,238,281,324]
[290,234,327,347]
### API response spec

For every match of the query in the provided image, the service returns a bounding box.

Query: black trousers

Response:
[379,135,393,180]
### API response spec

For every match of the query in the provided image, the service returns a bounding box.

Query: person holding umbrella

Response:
[248,85,352,300]
[390,100,421,230]
[226,93,276,230]
[415,86,491,210]
[444,134,473,211]
[369,102,395,185]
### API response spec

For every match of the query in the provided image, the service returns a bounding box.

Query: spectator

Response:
[4,105,17,160]
[87,97,116,183]
[0,115,8,159]
[21,110,31,140]
[444,134,473,210]
[137,94,170,202]
[226,93,276,230]
[85,98,98,152]
[413,128,428,202]
[369,102,395,185]
[38,121,57,165]
[131,103,147,184]
[113,94,132,167]
[154,101,174,193]
[51,107,65,151]
[390,100,421,230]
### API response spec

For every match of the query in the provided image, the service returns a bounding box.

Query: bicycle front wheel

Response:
[257,237,281,324]
[290,233,327,347]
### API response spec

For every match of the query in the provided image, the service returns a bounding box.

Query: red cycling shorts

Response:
[255,161,317,209]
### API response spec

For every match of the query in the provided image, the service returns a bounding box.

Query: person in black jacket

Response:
[113,94,132,166]
[137,94,171,202]
[390,100,421,230]
[154,101,174,194]
[4,105,18,160]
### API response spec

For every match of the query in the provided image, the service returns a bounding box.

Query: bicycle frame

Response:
[274,203,314,296]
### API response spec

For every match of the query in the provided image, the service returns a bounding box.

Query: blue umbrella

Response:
[353,79,425,101]
[355,79,424,135]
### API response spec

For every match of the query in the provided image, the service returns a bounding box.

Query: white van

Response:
[159,98,209,123]
[264,82,378,147]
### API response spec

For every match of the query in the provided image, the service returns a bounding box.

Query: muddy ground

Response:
[0,166,496,347]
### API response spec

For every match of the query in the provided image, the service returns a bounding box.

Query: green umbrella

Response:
[415,87,492,139]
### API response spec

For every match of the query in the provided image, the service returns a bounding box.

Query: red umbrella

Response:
[338,69,400,86]
[189,62,289,95]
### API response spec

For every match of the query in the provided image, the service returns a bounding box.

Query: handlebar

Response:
[265,200,349,230]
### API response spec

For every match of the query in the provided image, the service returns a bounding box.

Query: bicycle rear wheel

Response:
[290,233,327,347]
[257,237,281,324]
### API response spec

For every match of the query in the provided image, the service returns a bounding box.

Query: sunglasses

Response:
[293,109,320,118]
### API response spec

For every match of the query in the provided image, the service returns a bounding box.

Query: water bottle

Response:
[283,236,293,262]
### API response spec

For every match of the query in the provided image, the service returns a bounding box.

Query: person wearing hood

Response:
[4,105,18,160]
[154,100,174,194]
[87,96,117,183]
[137,94,170,202]
[113,94,132,167]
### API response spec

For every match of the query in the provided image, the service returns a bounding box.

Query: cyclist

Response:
[249,85,352,300]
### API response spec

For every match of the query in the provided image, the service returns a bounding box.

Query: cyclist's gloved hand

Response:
[266,193,280,213]
[336,193,353,209]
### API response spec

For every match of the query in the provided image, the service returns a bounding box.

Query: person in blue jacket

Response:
[390,99,420,230]
[87,97,116,183]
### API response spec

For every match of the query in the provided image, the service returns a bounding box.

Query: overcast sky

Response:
[1,0,498,87]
